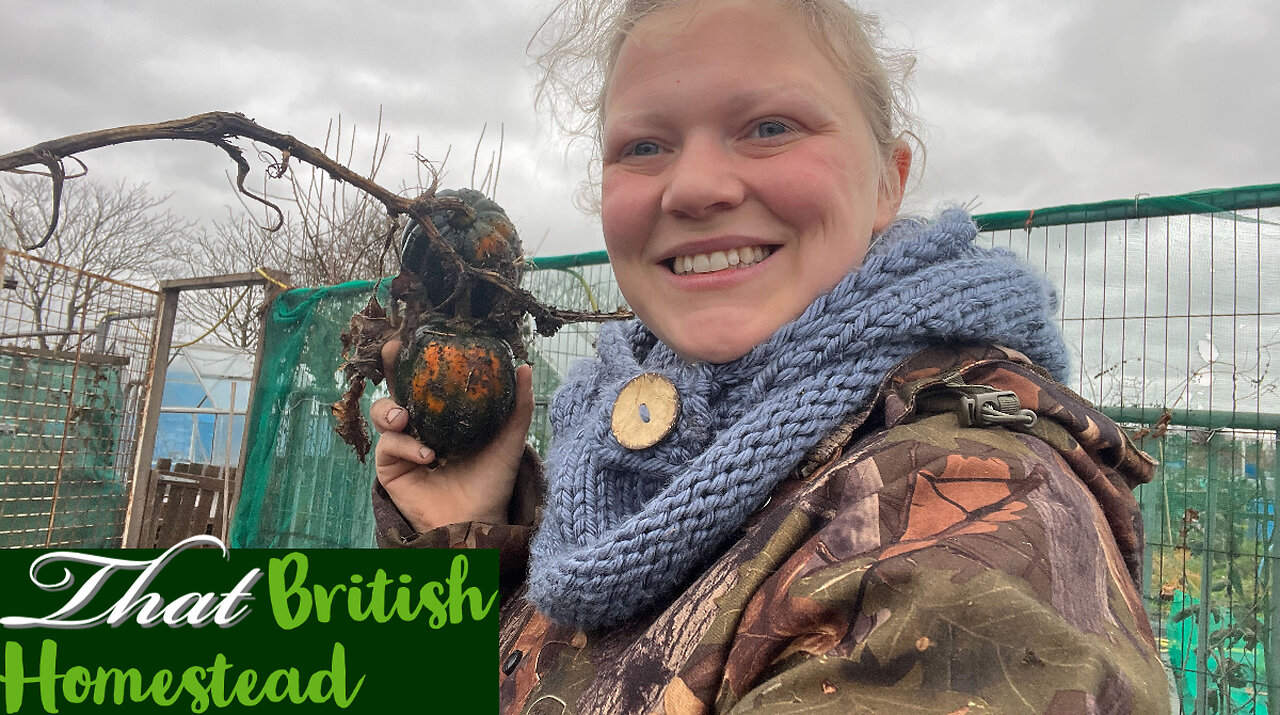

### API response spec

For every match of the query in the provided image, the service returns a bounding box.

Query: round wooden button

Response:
[611,373,679,450]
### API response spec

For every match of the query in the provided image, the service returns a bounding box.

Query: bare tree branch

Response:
[1,176,191,351]
[0,113,486,310]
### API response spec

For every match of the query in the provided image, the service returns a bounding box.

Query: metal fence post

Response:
[1195,443,1217,714]
[1140,480,1158,611]
[1269,429,1280,715]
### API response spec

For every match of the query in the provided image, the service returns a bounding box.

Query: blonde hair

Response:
[531,0,922,212]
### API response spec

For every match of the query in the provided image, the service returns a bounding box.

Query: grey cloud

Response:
[881,0,1279,212]
[1,0,1275,262]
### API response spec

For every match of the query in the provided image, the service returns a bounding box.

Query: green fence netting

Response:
[229,280,391,548]
[230,182,1280,713]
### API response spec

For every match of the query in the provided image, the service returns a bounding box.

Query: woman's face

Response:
[601,0,909,364]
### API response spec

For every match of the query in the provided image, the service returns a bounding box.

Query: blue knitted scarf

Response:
[527,209,1070,630]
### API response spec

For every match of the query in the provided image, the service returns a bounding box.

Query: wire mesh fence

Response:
[0,248,160,547]
[520,253,627,454]
[225,183,1280,713]
[1143,424,1277,713]
[976,195,1280,714]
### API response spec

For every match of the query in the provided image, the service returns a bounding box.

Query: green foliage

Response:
[1145,427,1277,713]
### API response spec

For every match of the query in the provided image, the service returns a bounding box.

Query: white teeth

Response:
[672,246,773,275]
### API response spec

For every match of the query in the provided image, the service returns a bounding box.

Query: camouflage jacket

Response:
[374,345,1170,713]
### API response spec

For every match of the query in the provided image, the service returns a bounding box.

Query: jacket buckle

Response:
[957,389,1038,430]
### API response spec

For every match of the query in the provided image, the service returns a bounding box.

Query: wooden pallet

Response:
[137,459,237,548]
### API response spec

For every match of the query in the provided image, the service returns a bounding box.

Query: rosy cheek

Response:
[600,205,630,255]
[601,176,651,255]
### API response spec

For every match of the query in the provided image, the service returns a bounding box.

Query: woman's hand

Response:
[370,339,535,532]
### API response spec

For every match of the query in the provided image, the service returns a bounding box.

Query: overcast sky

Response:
[1,0,1276,260]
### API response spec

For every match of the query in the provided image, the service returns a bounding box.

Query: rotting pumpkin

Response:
[333,187,633,462]
[394,325,517,458]
[333,188,526,462]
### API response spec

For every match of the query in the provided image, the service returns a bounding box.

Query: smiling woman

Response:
[368,0,1172,712]
[599,0,909,363]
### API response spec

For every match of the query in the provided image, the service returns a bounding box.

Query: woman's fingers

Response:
[370,362,533,530]
[374,430,436,473]
[369,397,410,434]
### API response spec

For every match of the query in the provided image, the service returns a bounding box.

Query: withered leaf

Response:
[332,292,399,459]
[339,293,396,384]
[331,377,372,462]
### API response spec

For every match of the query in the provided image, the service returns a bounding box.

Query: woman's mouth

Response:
[669,246,774,275]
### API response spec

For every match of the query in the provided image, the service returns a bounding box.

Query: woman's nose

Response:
[660,137,745,220]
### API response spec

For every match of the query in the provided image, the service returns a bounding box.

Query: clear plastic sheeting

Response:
[154,345,253,468]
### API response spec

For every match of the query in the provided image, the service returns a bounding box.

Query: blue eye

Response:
[627,141,661,157]
[752,120,791,139]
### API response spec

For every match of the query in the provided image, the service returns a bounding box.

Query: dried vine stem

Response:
[0,111,447,252]
[0,111,630,327]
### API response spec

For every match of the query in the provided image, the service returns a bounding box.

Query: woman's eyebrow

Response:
[721,86,820,113]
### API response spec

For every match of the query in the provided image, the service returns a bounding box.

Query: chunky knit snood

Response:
[527,209,1070,630]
